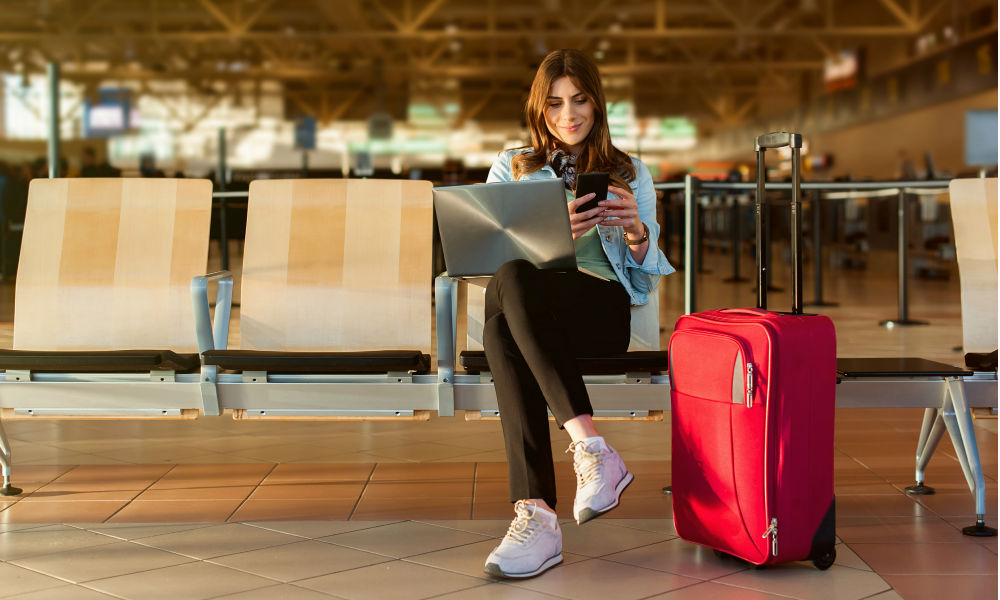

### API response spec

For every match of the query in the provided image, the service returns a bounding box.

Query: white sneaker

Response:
[569,437,634,524]
[484,500,563,579]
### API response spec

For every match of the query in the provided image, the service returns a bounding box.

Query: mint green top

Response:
[566,189,619,282]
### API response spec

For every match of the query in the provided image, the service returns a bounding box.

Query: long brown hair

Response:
[511,49,635,189]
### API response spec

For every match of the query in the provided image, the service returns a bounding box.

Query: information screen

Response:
[965,110,998,166]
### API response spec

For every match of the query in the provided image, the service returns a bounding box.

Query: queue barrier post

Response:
[806,189,839,307]
[723,192,749,283]
[880,188,929,327]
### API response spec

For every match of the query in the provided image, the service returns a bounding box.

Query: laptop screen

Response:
[434,179,577,277]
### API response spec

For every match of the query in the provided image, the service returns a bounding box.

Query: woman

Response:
[482,49,674,579]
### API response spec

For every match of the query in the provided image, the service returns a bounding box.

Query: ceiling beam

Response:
[406,0,448,33]
[0,26,922,43]
[196,0,241,35]
[876,0,918,31]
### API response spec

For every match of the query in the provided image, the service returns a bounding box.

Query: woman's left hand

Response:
[599,186,645,240]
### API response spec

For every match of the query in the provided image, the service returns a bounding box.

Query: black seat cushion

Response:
[0,349,201,373]
[836,357,972,378]
[460,350,669,375]
[965,350,998,371]
[202,349,431,374]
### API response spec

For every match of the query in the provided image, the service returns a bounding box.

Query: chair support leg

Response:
[907,405,945,495]
[0,419,21,496]
[945,378,997,537]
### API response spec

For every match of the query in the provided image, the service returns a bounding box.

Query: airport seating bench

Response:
[0,177,994,538]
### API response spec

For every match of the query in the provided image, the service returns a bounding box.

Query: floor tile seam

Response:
[580,535,680,561]
[200,555,321,586]
[308,535,430,560]
[8,544,205,586]
[858,587,901,600]
[497,556,713,597]
[204,537,397,570]
[470,463,478,520]
[408,519,500,540]
[706,577,835,600]
[74,582,131,600]
[595,551,738,581]
[828,542,879,573]
[222,463,279,522]
[237,520,345,541]
[322,534,494,561]
[418,581,540,600]
[467,580,575,600]
[0,560,82,592]
[289,556,429,586]
[395,554,500,585]
[129,534,307,562]
[72,560,280,599]
[96,466,183,523]
[346,463,378,520]
[629,578,718,600]
[76,522,220,542]
[0,534,123,562]
[243,518,409,540]
[563,553,724,579]
[201,582,345,600]
[0,530,173,564]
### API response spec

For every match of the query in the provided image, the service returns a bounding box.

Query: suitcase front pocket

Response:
[669,330,755,407]
[671,387,765,562]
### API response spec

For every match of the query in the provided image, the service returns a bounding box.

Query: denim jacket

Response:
[486,149,674,306]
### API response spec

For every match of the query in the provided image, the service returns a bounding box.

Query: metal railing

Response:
[655,177,952,322]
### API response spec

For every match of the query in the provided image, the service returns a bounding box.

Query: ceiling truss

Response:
[0,0,992,125]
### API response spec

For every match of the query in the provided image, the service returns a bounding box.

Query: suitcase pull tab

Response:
[762,518,778,557]
[745,364,754,408]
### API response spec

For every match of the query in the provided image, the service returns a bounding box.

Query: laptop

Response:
[434,179,580,281]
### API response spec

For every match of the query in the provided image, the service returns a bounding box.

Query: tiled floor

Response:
[0,250,995,599]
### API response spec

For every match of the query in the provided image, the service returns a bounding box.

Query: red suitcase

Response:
[668,132,837,569]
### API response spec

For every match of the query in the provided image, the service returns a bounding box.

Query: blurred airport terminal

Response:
[0,2,996,599]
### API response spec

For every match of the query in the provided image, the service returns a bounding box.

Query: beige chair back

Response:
[14,178,212,352]
[948,178,998,354]
[240,179,433,353]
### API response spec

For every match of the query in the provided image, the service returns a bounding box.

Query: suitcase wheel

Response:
[811,548,836,570]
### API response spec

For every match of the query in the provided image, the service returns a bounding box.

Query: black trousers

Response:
[483,260,631,508]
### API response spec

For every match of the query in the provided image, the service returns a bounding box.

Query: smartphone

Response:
[575,172,610,213]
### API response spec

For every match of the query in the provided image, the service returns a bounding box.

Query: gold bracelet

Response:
[624,223,649,246]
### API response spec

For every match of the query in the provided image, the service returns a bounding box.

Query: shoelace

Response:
[502,500,542,546]
[568,441,604,488]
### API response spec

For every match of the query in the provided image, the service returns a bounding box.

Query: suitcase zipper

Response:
[762,517,778,557]
[681,315,772,407]
[672,329,757,408]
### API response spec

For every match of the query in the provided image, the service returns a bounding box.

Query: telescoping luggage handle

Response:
[754,132,803,315]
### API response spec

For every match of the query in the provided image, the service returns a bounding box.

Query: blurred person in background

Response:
[139,153,165,178]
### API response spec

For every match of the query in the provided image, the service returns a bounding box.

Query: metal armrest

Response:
[190,271,234,355]
[434,273,458,385]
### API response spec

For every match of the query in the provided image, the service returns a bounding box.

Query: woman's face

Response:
[543,76,595,155]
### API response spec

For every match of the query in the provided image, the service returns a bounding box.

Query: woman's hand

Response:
[599,186,644,239]
[567,193,605,240]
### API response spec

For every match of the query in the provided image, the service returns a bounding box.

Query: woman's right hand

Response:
[567,194,605,240]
